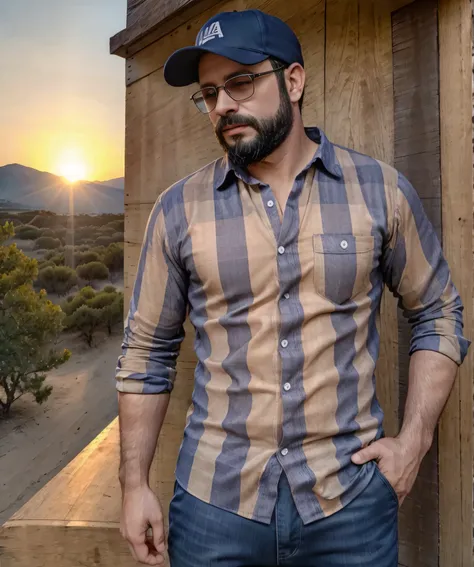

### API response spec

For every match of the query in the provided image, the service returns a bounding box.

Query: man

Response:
[116,9,470,567]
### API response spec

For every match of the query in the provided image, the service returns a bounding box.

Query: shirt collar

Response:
[214,126,342,191]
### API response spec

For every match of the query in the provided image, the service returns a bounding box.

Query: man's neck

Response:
[245,121,318,189]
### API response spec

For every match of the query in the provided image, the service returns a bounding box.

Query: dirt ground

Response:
[0,331,122,526]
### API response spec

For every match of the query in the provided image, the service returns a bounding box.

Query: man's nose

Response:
[214,87,239,116]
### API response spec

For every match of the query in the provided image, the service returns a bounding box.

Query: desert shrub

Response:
[47,253,65,266]
[95,235,116,247]
[63,286,124,345]
[39,228,57,238]
[103,285,117,293]
[79,286,96,300]
[15,225,42,240]
[87,291,117,310]
[102,243,123,273]
[75,251,100,267]
[37,260,56,271]
[34,236,61,250]
[76,261,109,285]
[60,286,95,315]
[65,305,103,347]
[111,232,124,243]
[37,265,78,295]
[107,219,124,232]
[97,225,116,235]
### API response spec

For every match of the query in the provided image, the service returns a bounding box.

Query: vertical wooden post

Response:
[438,0,473,564]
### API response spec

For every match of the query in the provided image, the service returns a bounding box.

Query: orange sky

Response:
[0,0,127,182]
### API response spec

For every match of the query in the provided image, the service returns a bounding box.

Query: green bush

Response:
[34,236,62,250]
[102,243,123,273]
[63,286,124,345]
[40,228,57,238]
[15,225,42,240]
[87,291,117,310]
[37,265,78,295]
[37,260,56,271]
[76,251,99,267]
[65,305,103,347]
[103,285,117,293]
[107,219,125,232]
[76,261,109,284]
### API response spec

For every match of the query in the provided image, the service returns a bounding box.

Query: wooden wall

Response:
[120,0,473,565]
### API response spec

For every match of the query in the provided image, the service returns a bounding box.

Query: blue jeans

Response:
[168,465,398,566]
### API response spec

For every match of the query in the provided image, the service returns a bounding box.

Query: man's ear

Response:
[285,63,305,105]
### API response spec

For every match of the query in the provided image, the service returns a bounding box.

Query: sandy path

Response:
[0,332,122,525]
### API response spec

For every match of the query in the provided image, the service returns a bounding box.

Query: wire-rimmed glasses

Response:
[190,66,286,114]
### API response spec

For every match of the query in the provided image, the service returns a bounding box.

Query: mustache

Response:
[216,114,261,136]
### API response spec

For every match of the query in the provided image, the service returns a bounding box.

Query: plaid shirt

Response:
[116,127,470,524]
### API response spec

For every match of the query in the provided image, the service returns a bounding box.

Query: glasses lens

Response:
[226,76,254,101]
[193,87,217,113]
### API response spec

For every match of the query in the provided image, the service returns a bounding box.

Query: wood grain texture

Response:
[0,419,154,566]
[438,0,474,564]
[392,3,441,565]
[325,0,399,440]
[112,0,222,57]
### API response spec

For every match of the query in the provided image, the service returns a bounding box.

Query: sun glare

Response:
[58,161,87,183]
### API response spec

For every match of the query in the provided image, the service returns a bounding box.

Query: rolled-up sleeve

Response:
[382,171,471,366]
[115,196,188,394]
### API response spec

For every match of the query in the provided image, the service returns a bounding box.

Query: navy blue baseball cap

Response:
[163,9,304,87]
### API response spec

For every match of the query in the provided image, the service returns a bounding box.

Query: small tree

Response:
[76,261,109,286]
[75,251,99,267]
[102,294,124,335]
[15,225,42,240]
[37,265,78,296]
[35,236,61,250]
[103,243,123,275]
[0,222,70,417]
[65,305,103,347]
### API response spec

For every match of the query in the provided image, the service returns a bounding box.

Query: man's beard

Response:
[215,87,294,168]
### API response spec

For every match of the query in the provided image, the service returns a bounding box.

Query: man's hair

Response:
[269,57,305,112]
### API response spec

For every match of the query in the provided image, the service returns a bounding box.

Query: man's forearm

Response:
[398,349,458,454]
[118,391,170,491]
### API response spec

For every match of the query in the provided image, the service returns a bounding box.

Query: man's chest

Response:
[179,183,386,307]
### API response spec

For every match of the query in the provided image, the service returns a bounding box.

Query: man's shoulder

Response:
[158,157,225,207]
[333,142,398,185]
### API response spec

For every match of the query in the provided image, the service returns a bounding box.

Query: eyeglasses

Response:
[191,66,286,114]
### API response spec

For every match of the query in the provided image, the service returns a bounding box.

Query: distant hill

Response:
[96,177,124,190]
[0,164,124,214]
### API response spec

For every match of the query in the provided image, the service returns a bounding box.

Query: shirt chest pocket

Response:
[313,234,375,304]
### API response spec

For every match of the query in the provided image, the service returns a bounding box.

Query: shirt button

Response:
[284,293,290,299]
[267,200,274,208]
[283,383,291,391]
[278,246,285,254]
[281,448,289,456]
[281,339,288,348]
[340,239,348,250]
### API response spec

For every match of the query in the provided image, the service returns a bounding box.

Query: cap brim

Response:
[163,45,268,87]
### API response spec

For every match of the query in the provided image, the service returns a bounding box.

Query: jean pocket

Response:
[373,466,399,506]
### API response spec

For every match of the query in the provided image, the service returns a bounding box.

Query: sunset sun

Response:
[58,160,87,183]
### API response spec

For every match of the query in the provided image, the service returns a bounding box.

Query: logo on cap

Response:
[197,21,224,45]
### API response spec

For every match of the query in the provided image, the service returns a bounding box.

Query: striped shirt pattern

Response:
[116,127,470,524]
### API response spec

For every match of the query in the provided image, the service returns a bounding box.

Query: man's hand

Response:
[351,436,425,505]
[120,485,167,565]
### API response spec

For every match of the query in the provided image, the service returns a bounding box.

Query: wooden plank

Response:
[438,0,473,565]
[111,0,221,58]
[392,4,441,564]
[325,0,399,441]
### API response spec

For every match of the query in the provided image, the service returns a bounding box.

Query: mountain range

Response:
[0,164,124,214]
